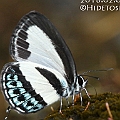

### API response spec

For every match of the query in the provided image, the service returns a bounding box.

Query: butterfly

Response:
[1,11,90,116]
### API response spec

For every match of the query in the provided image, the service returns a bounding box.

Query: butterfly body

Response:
[1,11,88,115]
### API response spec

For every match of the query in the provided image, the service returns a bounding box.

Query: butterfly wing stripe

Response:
[36,67,63,96]
[10,11,77,85]
[15,37,29,49]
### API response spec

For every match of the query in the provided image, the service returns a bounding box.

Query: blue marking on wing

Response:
[6,81,23,88]
[7,74,18,81]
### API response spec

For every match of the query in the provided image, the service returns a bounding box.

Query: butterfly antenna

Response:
[82,68,114,75]
[5,106,11,120]
[80,75,99,80]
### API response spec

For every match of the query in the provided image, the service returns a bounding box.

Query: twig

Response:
[106,102,113,120]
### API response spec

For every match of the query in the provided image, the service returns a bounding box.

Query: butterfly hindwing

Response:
[10,11,77,85]
[1,61,70,113]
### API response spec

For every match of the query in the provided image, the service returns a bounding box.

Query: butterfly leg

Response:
[66,98,70,108]
[83,88,91,100]
[80,88,91,106]
[79,92,83,106]
[72,89,75,106]
[5,106,11,120]
[59,96,63,113]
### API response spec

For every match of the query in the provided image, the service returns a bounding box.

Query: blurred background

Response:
[0,0,120,120]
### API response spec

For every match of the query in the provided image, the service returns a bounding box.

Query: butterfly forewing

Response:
[10,11,77,85]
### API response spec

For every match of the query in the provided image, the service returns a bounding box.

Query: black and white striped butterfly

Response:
[1,11,90,116]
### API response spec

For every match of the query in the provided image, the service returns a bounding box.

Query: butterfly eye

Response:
[77,75,84,87]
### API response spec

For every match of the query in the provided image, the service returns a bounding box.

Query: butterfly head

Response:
[74,75,88,94]
[78,75,88,90]
[73,75,90,106]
